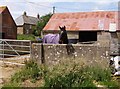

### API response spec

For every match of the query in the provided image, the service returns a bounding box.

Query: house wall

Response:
[17,24,34,35]
[24,24,33,34]
[67,31,79,39]
[17,27,23,34]
[1,7,17,39]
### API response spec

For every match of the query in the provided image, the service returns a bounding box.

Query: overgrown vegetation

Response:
[32,13,52,37]
[11,60,41,82]
[2,59,120,88]
[44,59,119,88]
[17,34,36,41]
[2,60,45,88]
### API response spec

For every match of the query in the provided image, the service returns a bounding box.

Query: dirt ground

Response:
[0,54,30,87]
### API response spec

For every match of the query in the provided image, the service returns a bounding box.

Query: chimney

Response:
[23,11,27,16]
[37,14,40,19]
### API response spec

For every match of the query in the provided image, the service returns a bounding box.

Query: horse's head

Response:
[59,26,68,44]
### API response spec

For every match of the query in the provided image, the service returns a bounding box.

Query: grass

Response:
[11,60,43,82]
[2,59,120,88]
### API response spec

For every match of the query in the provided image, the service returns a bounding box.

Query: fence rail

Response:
[0,39,32,59]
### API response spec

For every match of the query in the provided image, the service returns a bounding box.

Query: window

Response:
[30,25,32,29]
[26,29,29,34]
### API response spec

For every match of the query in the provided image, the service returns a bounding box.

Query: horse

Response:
[43,26,68,44]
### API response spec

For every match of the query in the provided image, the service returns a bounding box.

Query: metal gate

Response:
[0,39,32,59]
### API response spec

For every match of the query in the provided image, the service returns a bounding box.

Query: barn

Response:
[43,11,120,47]
[0,6,17,39]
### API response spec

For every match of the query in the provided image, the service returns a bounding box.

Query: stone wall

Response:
[97,32,111,47]
[109,32,120,55]
[31,43,110,68]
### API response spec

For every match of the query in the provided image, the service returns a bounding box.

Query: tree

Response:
[32,13,52,37]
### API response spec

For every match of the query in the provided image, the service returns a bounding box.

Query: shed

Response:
[0,6,17,39]
[43,11,120,45]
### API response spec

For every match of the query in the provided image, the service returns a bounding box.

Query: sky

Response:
[0,0,119,20]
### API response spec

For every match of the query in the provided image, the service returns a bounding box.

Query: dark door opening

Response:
[0,33,5,39]
[79,31,97,42]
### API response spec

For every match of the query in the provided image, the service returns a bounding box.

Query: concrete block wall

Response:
[31,43,110,68]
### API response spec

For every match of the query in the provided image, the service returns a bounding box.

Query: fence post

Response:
[30,41,32,58]
[41,43,45,64]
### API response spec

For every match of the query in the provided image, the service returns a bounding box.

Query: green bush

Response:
[17,34,35,41]
[89,67,111,82]
[44,66,96,88]
[44,59,119,88]
[10,60,42,83]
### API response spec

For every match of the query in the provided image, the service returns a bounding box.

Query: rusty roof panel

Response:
[43,11,119,31]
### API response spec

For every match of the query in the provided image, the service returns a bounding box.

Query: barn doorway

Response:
[0,33,5,39]
[79,31,97,42]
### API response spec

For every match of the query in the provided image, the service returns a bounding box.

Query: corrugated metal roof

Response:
[15,15,40,26]
[0,6,6,13]
[43,11,119,31]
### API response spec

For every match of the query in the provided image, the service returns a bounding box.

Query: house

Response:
[43,11,120,55]
[0,6,17,39]
[15,12,40,34]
